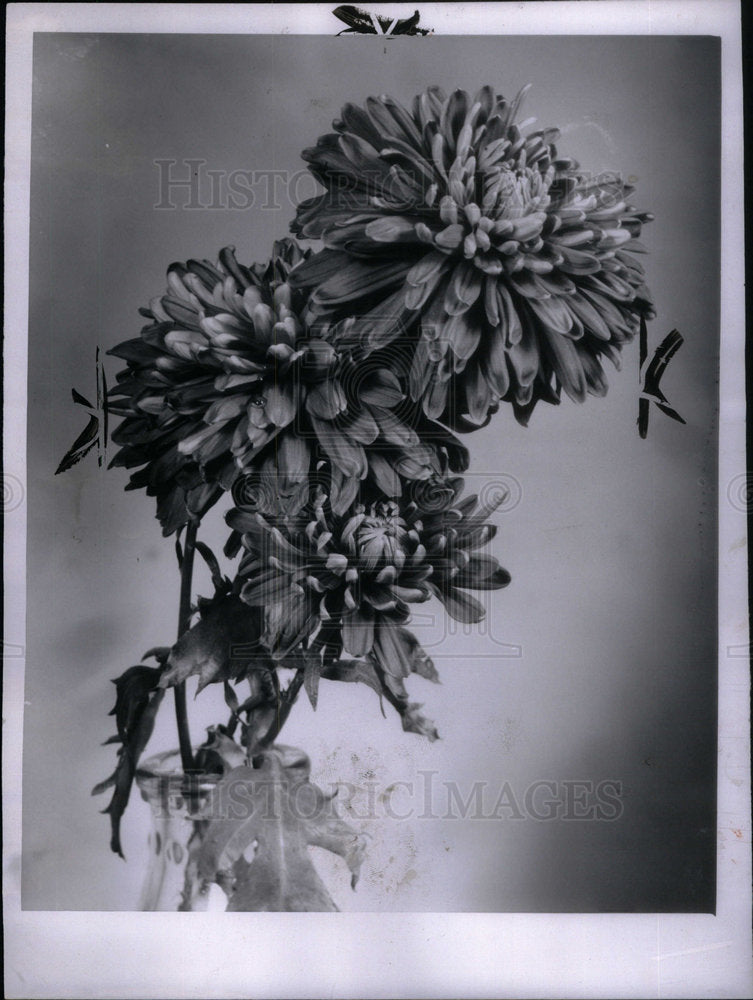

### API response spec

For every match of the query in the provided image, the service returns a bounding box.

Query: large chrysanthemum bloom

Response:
[229,478,510,679]
[290,84,655,426]
[108,240,455,534]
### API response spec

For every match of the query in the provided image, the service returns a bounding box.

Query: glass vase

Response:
[135,749,217,911]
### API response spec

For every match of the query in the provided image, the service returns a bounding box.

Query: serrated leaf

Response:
[93,685,165,857]
[93,663,165,856]
[400,702,440,742]
[395,627,440,683]
[108,664,163,742]
[320,656,385,714]
[193,747,367,911]
[370,657,440,743]
[159,595,264,693]
[91,772,116,796]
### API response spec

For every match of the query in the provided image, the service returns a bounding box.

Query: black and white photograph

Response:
[3,2,750,997]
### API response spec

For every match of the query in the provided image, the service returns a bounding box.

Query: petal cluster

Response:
[108,239,458,533]
[291,85,654,426]
[230,478,510,677]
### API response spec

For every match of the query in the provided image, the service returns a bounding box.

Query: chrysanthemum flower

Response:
[108,240,457,534]
[290,85,654,426]
[229,478,510,678]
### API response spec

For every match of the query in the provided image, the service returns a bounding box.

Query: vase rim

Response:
[135,748,220,786]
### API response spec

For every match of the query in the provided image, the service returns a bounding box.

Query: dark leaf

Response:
[55,415,99,474]
[643,329,683,392]
[638,396,650,439]
[320,656,384,702]
[156,485,191,537]
[391,10,422,34]
[639,329,685,437]
[333,5,375,31]
[639,314,648,372]
[108,664,163,742]
[332,5,429,35]
[159,595,264,692]
[195,540,225,593]
[655,402,686,425]
[101,366,109,448]
[142,646,171,664]
[303,655,321,710]
[96,345,103,416]
[92,679,165,858]
[71,387,94,409]
[224,530,242,559]
[91,772,116,795]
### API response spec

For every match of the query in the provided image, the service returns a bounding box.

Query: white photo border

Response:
[3,2,749,997]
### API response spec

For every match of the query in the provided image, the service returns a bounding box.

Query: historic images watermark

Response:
[153,159,322,212]
[335,773,624,822]
[162,772,624,823]
[153,159,634,215]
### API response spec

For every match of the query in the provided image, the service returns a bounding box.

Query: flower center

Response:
[355,505,408,565]
[490,165,552,221]
[432,161,555,276]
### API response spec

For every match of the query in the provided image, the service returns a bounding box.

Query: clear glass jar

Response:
[135,749,218,911]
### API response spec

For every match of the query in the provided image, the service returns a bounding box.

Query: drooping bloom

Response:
[108,239,461,534]
[290,85,655,426]
[229,478,510,678]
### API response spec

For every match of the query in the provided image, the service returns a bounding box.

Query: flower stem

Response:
[175,518,198,773]
[259,670,305,748]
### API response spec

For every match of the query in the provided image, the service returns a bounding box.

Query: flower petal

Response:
[463,360,493,424]
[444,263,483,316]
[454,554,511,590]
[527,294,577,337]
[434,224,465,250]
[435,585,486,624]
[367,452,402,497]
[365,216,421,243]
[312,258,411,307]
[359,368,404,407]
[442,310,482,363]
[306,380,347,420]
[342,605,375,657]
[310,415,367,477]
[542,328,587,403]
[263,381,298,427]
[481,324,511,397]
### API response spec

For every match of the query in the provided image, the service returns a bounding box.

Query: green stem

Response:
[175,518,198,773]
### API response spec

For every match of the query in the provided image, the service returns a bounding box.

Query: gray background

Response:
[24,33,719,910]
